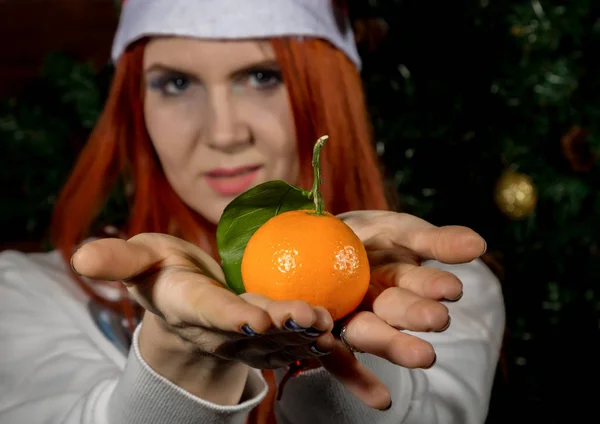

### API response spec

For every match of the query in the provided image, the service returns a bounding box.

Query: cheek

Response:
[144,94,202,169]
[242,90,299,178]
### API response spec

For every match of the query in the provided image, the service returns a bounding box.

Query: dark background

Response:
[1,1,599,422]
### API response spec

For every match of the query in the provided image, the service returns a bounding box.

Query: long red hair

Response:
[51,37,391,423]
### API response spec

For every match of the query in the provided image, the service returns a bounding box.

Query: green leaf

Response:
[216,180,313,294]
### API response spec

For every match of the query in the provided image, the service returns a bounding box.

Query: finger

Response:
[71,237,162,281]
[288,306,335,338]
[320,342,391,410]
[340,211,486,263]
[371,259,464,301]
[301,307,336,353]
[369,287,450,332]
[399,222,486,264]
[343,311,436,369]
[286,330,337,360]
[239,294,334,352]
[263,331,336,368]
[308,330,336,355]
[367,247,420,268]
[71,233,225,284]
[242,294,318,332]
[310,306,335,334]
[156,271,272,335]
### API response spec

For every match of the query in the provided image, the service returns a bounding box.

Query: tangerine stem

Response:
[310,135,328,215]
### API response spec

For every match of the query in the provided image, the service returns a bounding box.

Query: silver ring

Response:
[340,325,363,353]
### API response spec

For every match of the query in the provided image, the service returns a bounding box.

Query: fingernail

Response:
[435,315,451,333]
[241,324,257,337]
[310,343,331,356]
[304,327,322,337]
[425,353,437,369]
[70,255,81,276]
[284,318,307,332]
[444,291,463,302]
[481,240,488,256]
[381,400,393,411]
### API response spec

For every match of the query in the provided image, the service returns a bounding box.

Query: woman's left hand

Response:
[316,210,487,409]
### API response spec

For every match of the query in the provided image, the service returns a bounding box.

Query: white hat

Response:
[111,0,361,69]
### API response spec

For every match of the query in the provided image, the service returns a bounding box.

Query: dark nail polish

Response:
[70,256,81,276]
[310,343,331,356]
[284,318,307,331]
[435,315,451,333]
[444,291,463,302]
[381,400,393,411]
[304,327,322,337]
[241,324,257,337]
[425,353,437,369]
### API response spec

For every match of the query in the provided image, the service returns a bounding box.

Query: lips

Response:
[204,165,262,196]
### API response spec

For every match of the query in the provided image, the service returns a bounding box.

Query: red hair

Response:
[51,37,391,423]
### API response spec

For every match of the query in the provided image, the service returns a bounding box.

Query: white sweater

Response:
[0,248,505,424]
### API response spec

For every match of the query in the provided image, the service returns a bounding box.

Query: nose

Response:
[205,86,251,152]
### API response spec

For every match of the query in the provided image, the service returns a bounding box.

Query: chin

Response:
[210,197,233,225]
[204,207,224,226]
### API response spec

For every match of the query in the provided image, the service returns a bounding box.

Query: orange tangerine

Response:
[241,210,370,321]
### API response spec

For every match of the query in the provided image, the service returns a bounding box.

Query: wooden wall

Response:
[0,0,119,96]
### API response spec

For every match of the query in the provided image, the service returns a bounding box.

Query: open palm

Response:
[72,211,486,410]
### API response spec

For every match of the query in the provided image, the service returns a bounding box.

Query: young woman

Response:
[0,1,505,423]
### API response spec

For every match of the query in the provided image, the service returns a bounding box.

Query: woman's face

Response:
[143,38,299,225]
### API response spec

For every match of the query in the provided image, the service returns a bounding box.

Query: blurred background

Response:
[1,1,598,422]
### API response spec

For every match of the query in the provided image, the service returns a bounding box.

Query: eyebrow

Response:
[144,59,281,80]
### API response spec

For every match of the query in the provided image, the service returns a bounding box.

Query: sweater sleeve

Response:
[0,250,268,424]
[273,258,506,424]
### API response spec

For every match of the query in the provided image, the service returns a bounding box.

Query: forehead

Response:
[143,37,277,73]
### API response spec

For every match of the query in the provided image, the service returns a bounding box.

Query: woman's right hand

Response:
[70,233,337,404]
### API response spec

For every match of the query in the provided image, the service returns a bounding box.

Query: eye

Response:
[246,69,283,89]
[164,75,190,94]
[149,72,192,96]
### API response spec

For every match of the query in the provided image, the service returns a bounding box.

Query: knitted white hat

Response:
[111,0,361,69]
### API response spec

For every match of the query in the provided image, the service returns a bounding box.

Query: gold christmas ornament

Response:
[494,170,538,219]
[511,25,524,37]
